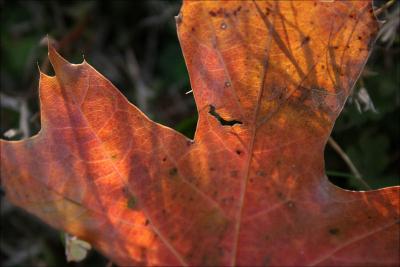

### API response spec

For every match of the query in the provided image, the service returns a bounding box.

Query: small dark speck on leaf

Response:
[122,186,129,196]
[257,170,266,177]
[236,150,242,155]
[209,10,217,17]
[329,228,340,235]
[301,36,311,46]
[127,195,137,210]
[169,167,178,176]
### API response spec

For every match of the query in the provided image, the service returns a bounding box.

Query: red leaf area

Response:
[1,1,399,266]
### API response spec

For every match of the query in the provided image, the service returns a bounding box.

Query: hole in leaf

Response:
[209,105,242,126]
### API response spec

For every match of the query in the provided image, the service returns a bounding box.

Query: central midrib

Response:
[230,5,274,264]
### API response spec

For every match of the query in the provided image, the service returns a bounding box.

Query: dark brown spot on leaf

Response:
[127,195,137,210]
[209,10,217,17]
[169,167,178,176]
[277,192,284,200]
[257,170,266,176]
[329,228,340,235]
[301,36,311,46]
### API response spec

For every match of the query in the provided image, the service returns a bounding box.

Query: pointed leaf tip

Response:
[48,43,70,73]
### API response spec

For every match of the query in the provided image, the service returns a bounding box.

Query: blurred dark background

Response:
[0,0,398,266]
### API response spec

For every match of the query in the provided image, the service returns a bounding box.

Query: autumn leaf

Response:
[1,1,399,266]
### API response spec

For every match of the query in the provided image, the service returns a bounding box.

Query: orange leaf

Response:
[1,1,399,266]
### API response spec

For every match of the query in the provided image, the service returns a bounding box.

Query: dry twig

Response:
[328,137,371,190]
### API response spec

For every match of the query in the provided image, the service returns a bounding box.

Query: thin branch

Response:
[125,48,153,115]
[136,5,178,29]
[328,137,371,190]
[374,0,396,16]
[19,98,31,138]
[0,93,31,139]
[0,93,19,111]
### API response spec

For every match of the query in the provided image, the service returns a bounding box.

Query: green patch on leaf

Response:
[127,195,137,210]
